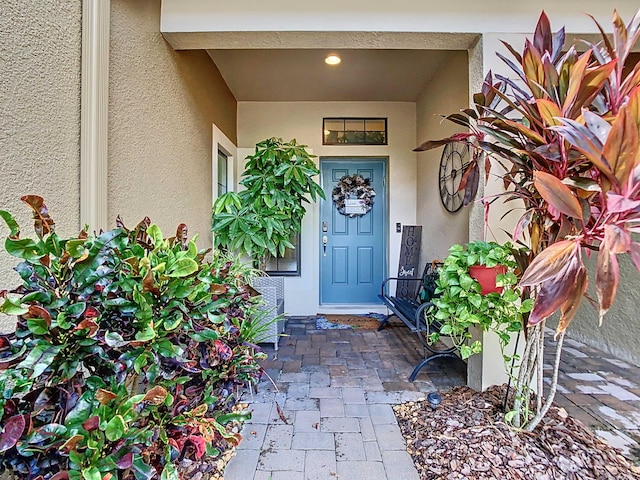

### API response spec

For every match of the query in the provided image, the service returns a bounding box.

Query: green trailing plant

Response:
[0,196,267,479]
[416,9,640,429]
[212,137,325,271]
[428,241,532,361]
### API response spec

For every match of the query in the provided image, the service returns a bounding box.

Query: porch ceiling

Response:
[206,49,455,102]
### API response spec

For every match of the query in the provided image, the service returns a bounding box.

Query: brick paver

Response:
[225,316,465,479]
[226,317,640,479]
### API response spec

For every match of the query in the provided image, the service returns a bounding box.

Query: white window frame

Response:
[212,124,236,203]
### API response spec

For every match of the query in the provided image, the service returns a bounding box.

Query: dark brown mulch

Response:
[394,385,640,480]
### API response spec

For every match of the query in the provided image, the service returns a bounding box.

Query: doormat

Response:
[316,313,385,330]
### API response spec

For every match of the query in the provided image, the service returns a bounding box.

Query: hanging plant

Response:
[332,174,376,217]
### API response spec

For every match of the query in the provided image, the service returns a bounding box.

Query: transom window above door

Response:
[323,118,387,145]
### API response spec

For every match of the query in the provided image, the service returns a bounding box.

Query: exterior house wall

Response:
[161,0,638,37]
[238,102,417,315]
[109,0,237,247]
[415,51,470,264]
[0,1,82,333]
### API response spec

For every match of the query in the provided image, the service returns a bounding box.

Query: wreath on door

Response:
[332,174,376,217]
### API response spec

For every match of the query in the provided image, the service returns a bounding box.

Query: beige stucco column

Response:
[466,32,533,391]
[81,0,110,232]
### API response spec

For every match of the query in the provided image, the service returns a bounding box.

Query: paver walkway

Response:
[225,316,466,480]
[225,316,640,479]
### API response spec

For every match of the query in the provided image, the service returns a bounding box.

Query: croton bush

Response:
[0,196,267,479]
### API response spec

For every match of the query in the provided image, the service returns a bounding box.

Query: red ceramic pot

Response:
[469,265,507,295]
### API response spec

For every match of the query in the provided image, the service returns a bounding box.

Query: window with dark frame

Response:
[265,234,301,276]
[217,149,229,197]
[323,118,387,145]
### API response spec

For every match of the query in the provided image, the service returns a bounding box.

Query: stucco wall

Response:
[162,0,639,38]
[238,101,416,315]
[0,1,82,332]
[415,51,470,264]
[109,0,237,246]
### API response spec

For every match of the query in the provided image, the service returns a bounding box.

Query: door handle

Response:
[322,235,328,257]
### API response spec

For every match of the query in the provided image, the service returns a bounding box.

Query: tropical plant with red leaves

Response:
[0,196,267,479]
[416,9,640,430]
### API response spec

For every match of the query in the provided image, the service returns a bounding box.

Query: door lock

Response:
[322,235,328,256]
[322,221,328,232]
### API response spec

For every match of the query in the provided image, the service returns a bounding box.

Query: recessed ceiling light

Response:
[325,54,341,66]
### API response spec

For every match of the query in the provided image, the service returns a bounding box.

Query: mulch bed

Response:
[394,385,640,480]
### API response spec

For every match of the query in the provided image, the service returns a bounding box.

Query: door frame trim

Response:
[318,156,389,305]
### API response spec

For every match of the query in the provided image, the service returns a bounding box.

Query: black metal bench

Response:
[377,261,460,381]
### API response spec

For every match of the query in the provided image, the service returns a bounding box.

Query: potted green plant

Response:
[212,137,325,271]
[212,137,325,347]
[427,241,533,361]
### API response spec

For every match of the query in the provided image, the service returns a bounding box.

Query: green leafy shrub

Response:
[428,241,533,360]
[0,196,266,479]
[212,137,325,270]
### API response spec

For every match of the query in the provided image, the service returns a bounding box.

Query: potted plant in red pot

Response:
[465,241,513,295]
[427,240,531,360]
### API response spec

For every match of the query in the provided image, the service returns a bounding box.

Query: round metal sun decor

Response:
[332,174,376,217]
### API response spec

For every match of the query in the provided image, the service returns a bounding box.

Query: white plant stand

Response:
[252,276,285,350]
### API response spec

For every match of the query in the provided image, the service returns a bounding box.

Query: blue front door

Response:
[320,159,386,304]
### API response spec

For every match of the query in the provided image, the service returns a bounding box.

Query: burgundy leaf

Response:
[50,472,70,480]
[462,162,480,206]
[556,266,588,337]
[533,11,552,55]
[528,258,579,326]
[413,138,456,152]
[82,415,100,432]
[534,171,583,219]
[21,195,55,238]
[604,224,631,254]
[596,246,619,324]
[520,240,579,287]
[84,306,100,319]
[116,452,134,469]
[513,210,533,243]
[0,414,27,452]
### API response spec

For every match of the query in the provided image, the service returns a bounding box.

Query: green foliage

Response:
[0,196,267,479]
[428,242,532,361]
[212,137,325,270]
